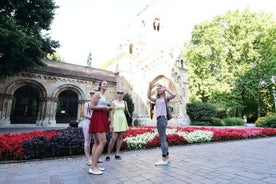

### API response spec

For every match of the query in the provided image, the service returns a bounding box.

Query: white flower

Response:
[176,130,213,143]
[123,132,156,149]
[123,128,213,149]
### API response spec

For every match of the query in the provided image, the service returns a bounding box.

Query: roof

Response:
[27,60,117,82]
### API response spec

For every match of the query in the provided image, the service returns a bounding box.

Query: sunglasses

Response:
[117,92,124,94]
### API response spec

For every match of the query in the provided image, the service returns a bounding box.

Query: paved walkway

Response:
[0,136,275,184]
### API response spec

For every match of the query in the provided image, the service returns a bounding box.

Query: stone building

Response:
[0,60,118,127]
[99,0,190,125]
[0,54,189,127]
[0,0,191,127]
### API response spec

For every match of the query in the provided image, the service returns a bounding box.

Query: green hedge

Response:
[223,117,244,126]
[255,114,276,128]
[186,102,217,121]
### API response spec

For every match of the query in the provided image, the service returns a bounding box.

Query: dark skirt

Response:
[89,110,110,133]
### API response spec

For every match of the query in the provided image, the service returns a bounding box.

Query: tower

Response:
[100,0,190,125]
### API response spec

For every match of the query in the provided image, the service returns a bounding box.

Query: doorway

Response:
[11,86,39,124]
[56,90,78,124]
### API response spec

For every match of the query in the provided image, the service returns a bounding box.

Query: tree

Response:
[0,0,59,79]
[123,93,134,116]
[234,58,276,118]
[185,9,276,111]
[47,52,64,62]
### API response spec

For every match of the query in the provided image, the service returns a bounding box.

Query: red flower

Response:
[0,130,59,160]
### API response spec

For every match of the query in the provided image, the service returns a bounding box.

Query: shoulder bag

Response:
[124,101,133,126]
[165,97,173,120]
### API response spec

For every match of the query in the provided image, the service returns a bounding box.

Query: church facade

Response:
[0,57,190,127]
[99,0,191,125]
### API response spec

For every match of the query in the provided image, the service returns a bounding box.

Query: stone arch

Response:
[151,75,176,93]
[5,79,47,97]
[5,79,47,124]
[52,84,85,124]
[51,84,85,100]
[149,75,177,119]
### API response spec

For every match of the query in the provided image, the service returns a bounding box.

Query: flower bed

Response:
[1,126,276,161]
[121,126,276,150]
[0,130,59,160]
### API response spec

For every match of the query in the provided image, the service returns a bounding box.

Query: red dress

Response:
[89,96,110,133]
[89,110,110,133]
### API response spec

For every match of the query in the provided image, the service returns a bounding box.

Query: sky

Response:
[49,0,276,68]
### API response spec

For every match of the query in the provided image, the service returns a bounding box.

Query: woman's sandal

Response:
[105,156,110,161]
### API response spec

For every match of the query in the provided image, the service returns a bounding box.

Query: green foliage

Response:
[255,114,276,128]
[234,58,276,118]
[191,121,211,126]
[133,119,140,126]
[209,117,225,126]
[0,0,59,79]
[213,104,228,119]
[209,90,244,116]
[123,93,134,116]
[186,102,217,121]
[46,52,64,62]
[223,117,244,126]
[184,9,276,117]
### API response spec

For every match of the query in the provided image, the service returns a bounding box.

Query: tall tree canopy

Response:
[0,0,59,79]
[185,9,276,117]
[234,58,276,117]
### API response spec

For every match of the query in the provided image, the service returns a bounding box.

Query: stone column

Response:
[0,94,13,126]
[39,97,57,127]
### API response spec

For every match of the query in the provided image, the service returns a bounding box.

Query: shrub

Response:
[209,117,225,126]
[186,102,217,121]
[133,119,140,126]
[223,117,244,126]
[190,121,211,126]
[123,93,134,116]
[255,114,276,128]
[214,104,228,119]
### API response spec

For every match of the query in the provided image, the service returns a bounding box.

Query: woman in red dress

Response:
[88,81,112,175]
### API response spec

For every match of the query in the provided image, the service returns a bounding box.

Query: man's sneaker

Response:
[154,160,169,166]
[87,160,92,166]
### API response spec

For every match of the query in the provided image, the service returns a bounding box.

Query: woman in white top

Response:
[82,91,95,165]
[147,82,176,166]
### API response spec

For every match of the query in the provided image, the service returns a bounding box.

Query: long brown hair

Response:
[156,84,165,99]
[98,80,106,91]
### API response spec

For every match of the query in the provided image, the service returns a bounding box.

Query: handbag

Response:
[124,101,133,126]
[165,97,173,120]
